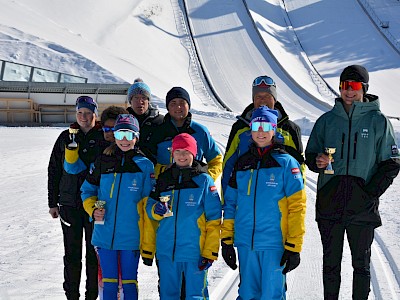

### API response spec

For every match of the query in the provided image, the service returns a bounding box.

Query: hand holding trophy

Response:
[159,195,173,217]
[324,147,336,174]
[68,127,79,149]
[94,200,106,224]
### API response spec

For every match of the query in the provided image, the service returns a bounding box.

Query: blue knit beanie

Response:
[114,114,140,133]
[166,87,191,109]
[250,106,278,125]
[127,82,151,101]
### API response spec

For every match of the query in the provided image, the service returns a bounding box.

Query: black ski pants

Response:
[60,206,98,300]
[318,219,374,300]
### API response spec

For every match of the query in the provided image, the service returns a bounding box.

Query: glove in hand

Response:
[142,257,153,266]
[280,249,300,274]
[154,201,168,216]
[198,256,213,271]
[221,242,237,270]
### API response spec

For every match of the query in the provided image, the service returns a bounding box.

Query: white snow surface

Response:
[0,0,400,299]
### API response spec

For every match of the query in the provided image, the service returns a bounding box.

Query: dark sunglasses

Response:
[102,126,116,133]
[252,76,276,87]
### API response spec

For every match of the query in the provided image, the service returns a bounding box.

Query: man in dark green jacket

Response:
[305,65,400,300]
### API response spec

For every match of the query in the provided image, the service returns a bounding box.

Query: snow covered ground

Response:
[0,0,400,299]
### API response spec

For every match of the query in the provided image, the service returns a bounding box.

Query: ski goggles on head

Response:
[339,81,364,91]
[114,130,137,141]
[102,126,115,133]
[252,76,276,87]
[250,121,276,132]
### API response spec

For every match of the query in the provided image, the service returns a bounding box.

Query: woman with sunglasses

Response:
[305,65,400,299]
[81,114,156,300]
[221,106,306,299]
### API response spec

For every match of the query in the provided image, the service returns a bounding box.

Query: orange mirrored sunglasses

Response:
[340,81,363,91]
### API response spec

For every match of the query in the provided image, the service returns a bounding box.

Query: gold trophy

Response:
[94,200,106,224]
[324,148,336,174]
[68,127,79,149]
[159,195,173,217]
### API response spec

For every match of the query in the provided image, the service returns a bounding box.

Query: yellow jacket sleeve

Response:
[207,154,223,182]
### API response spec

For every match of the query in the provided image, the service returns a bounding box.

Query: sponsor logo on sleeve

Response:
[291,168,300,174]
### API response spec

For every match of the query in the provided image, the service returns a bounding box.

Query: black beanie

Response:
[166,87,191,109]
[340,65,369,83]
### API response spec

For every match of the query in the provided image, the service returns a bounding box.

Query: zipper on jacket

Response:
[172,174,182,261]
[110,155,125,249]
[247,169,254,195]
[353,132,358,159]
[341,133,345,159]
[251,161,261,250]
[346,113,353,176]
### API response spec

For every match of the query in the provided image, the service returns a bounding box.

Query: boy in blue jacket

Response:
[221,106,306,299]
[81,114,155,300]
[145,133,222,299]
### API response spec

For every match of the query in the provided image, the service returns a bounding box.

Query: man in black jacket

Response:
[126,80,164,162]
[48,96,108,300]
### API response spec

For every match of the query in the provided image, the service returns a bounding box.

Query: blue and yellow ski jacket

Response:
[222,102,304,199]
[146,113,223,181]
[145,161,222,261]
[222,144,306,253]
[81,148,155,251]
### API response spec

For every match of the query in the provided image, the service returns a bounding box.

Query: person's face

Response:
[102,119,116,142]
[173,149,194,167]
[253,92,275,109]
[114,131,137,152]
[251,126,274,148]
[340,81,364,112]
[168,98,189,123]
[130,94,149,115]
[76,108,96,132]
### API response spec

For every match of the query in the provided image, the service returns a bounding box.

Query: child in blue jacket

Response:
[221,106,306,299]
[81,114,155,300]
[145,133,222,299]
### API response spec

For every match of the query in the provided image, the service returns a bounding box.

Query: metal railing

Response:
[0,59,88,83]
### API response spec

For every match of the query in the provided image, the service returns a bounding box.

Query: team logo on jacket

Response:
[128,179,139,192]
[185,194,196,207]
[361,128,369,139]
[266,173,278,187]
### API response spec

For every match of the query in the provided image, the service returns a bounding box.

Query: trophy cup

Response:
[324,148,336,174]
[68,127,79,149]
[94,200,106,225]
[159,195,173,217]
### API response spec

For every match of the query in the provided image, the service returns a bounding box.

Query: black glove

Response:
[142,257,153,266]
[280,250,300,274]
[221,242,237,270]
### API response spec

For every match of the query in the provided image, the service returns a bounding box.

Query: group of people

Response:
[48,65,400,300]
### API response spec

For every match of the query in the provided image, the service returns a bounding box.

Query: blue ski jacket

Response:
[145,161,222,262]
[81,148,155,251]
[222,144,306,253]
